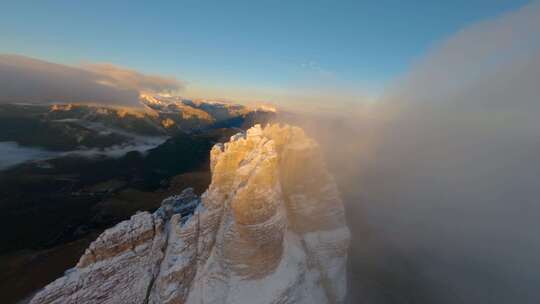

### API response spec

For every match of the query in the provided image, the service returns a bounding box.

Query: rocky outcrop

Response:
[30,124,350,304]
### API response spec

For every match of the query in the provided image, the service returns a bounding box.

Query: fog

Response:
[288,3,540,303]
[0,135,168,171]
[63,135,168,159]
[0,142,57,170]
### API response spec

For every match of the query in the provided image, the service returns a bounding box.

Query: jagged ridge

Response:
[30,124,350,304]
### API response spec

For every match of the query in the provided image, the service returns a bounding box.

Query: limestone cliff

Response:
[30,124,350,304]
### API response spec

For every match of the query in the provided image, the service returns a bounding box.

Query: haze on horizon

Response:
[0,0,531,110]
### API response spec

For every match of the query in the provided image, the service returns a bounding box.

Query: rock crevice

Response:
[30,124,350,304]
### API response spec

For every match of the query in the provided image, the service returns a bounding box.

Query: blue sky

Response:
[0,0,531,105]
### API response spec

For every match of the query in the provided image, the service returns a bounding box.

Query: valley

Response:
[0,98,274,303]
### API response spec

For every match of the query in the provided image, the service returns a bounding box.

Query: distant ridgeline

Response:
[0,95,276,151]
[0,96,275,255]
[0,97,276,303]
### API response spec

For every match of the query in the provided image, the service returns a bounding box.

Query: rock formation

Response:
[30,124,350,304]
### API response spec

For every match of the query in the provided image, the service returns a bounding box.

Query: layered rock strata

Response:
[30,124,350,304]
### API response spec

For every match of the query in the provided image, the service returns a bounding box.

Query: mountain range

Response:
[0,95,275,154]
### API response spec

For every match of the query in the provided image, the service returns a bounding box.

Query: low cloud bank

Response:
[0,134,167,171]
[0,55,182,107]
[0,142,56,170]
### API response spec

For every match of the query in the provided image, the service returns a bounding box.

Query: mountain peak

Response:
[30,124,350,304]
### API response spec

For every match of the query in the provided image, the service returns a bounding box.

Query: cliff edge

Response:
[30,124,350,304]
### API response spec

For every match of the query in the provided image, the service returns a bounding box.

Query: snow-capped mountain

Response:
[0,97,275,153]
[30,124,350,304]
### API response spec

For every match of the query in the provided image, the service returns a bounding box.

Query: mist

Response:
[287,3,540,303]
[0,135,168,171]
[0,142,57,170]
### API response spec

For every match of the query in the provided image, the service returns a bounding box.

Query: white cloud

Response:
[294,3,540,303]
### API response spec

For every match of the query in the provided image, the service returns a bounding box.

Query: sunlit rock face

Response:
[30,124,350,304]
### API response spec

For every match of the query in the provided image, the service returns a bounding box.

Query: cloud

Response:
[0,55,183,107]
[385,2,540,112]
[0,142,57,170]
[0,132,168,171]
[81,62,183,95]
[289,3,540,303]
[345,3,540,303]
